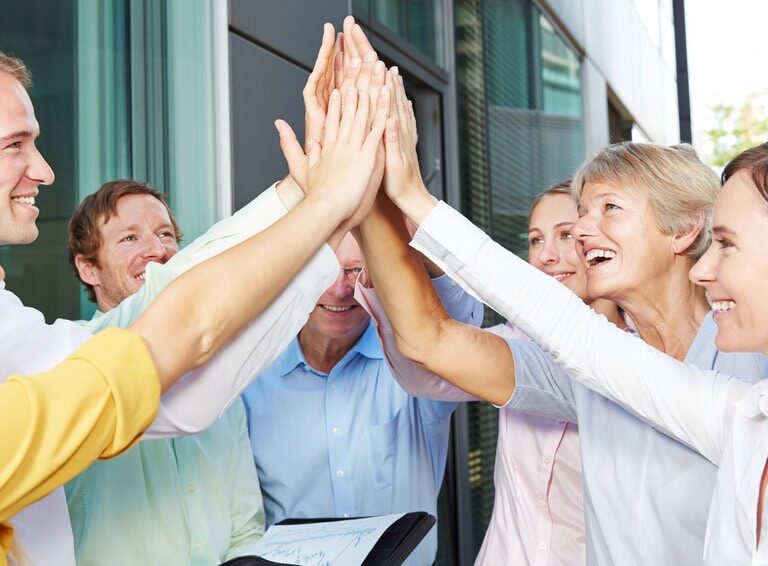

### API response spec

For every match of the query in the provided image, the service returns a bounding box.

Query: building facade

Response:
[1,1,684,563]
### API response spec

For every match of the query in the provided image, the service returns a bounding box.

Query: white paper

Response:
[241,513,406,565]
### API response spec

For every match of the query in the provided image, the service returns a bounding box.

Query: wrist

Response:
[393,187,438,227]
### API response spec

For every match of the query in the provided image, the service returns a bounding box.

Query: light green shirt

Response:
[64,397,264,565]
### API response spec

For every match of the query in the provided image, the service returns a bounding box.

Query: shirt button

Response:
[342,513,350,518]
[543,457,552,465]
[336,468,345,478]
[187,484,196,493]
[538,542,547,550]
[195,541,206,551]
[450,280,457,287]
[330,383,337,391]
[332,426,342,435]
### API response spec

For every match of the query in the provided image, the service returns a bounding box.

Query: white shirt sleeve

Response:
[410,201,749,465]
[84,184,339,437]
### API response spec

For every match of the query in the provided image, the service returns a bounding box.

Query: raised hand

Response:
[276,85,388,234]
[382,68,437,226]
[304,23,337,150]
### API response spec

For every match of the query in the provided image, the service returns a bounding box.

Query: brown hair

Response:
[68,180,182,303]
[721,142,768,204]
[0,50,31,89]
[528,179,573,223]
[571,142,720,259]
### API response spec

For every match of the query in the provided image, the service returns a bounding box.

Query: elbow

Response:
[392,318,447,369]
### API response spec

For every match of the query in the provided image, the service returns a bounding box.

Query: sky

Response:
[685,0,768,156]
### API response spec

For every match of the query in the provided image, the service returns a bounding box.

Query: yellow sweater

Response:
[0,328,160,563]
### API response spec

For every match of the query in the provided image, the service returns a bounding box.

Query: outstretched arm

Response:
[355,69,516,406]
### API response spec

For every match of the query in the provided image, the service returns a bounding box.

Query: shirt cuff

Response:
[73,328,161,456]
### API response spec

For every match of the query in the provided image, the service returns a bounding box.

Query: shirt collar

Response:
[279,320,382,376]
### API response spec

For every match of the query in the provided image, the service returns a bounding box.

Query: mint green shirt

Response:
[65,396,264,565]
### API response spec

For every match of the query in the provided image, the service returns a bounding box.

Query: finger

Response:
[382,116,399,161]
[351,23,376,60]
[343,16,359,62]
[364,88,389,152]
[333,45,344,90]
[356,50,377,97]
[338,87,359,143]
[304,23,334,100]
[408,99,418,144]
[340,57,361,100]
[350,90,371,146]
[323,89,342,147]
[275,119,306,178]
[367,61,387,129]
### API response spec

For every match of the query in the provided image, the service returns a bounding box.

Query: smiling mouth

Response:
[135,273,145,282]
[585,249,616,268]
[11,196,36,206]
[321,305,355,313]
[711,300,736,313]
[547,272,574,281]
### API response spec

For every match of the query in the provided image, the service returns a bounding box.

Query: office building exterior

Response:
[1,1,685,563]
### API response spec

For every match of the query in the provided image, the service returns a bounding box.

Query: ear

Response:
[672,216,705,256]
[74,255,101,287]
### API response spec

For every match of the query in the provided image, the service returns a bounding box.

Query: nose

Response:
[689,243,717,287]
[142,234,167,260]
[538,240,559,264]
[28,145,55,186]
[571,213,596,241]
[327,269,355,299]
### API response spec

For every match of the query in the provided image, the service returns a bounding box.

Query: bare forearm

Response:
[359,196,516,405]
[131,197,342,391]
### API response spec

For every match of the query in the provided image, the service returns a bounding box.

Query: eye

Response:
[4,141,21,151]
[158,231,176,240]
[120,234,137,243]
[715,238,734,249]
[560,231,574,241]
[605,203,620,211]
[529,236,544,246]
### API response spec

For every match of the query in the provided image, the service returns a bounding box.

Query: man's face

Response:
[303,233,371,343]
[76,193,179,311]
[0,73,55,244]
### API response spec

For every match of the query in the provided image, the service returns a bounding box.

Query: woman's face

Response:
[572,181,678,303]
[528,193,588,301]
[689,170,768,354]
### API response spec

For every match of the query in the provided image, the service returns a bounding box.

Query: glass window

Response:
[0,0,80,320]
[455,0,586,557]
[1,0,219,321]
[354,0,446,66]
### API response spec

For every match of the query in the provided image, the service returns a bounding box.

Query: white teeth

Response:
[552,273,572,281]
[135,273,145,281]
[11,196,35,205]
[323,305,352,312]
[585,249,616,262]
[712,301,736,312]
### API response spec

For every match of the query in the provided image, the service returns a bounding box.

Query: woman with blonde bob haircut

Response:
[359,129,768,562]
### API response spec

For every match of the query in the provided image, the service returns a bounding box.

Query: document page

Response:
[241,513,405,565]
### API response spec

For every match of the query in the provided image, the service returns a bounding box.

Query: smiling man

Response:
[63,180,265,565]
[241,233,482,566]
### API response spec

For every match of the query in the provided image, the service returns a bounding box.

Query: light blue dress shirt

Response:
[242,276,482,566]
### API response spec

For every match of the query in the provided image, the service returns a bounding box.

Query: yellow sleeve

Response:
[0,327,160,522]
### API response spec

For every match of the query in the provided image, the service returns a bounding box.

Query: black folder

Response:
[218,511,436,566]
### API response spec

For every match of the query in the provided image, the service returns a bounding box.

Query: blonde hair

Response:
[571,143,719,259]
[0,51,31,89]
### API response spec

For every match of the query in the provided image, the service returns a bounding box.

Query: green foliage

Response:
[706,90,768,167]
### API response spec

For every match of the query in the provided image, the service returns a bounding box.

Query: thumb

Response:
[383,117,399,162]
[275,119,306,179]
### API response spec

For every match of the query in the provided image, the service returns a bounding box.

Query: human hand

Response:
[277,85,389,223]
[381,68,436,226]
